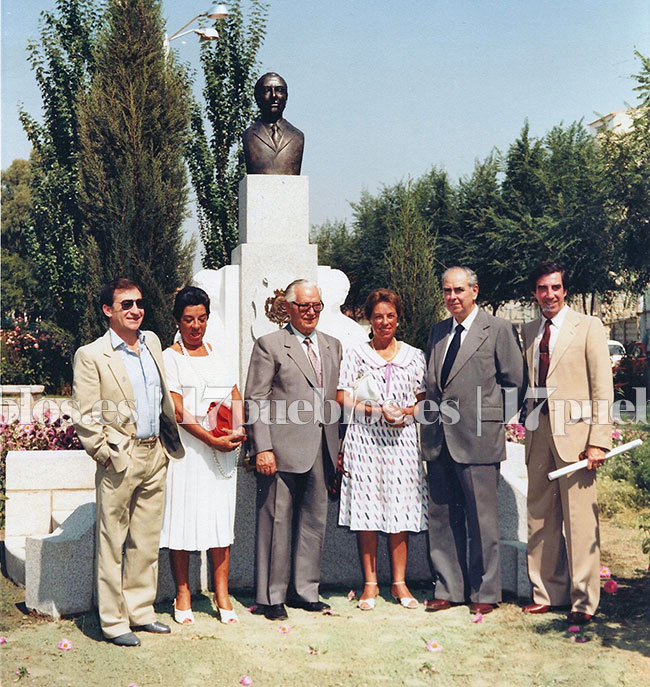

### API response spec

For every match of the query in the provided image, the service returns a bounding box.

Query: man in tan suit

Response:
[73,278,184,645]
[521,262,613,625]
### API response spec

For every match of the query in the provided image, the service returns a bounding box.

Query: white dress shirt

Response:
[443,304,479,358]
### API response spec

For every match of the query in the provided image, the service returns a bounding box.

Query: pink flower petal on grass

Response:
[247,605,259,613]
[571,635,589,643]
[603,579,618,594]
[57,638,73,651]
[0,637,6,645]
[425,640,443,652]
[568,625,581,633]
[599,566,611,579]
[471,612,483,623]
[240,677,253,686]
[278,624,290,634]
[346,590,356,602]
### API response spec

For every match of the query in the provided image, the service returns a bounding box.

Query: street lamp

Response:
[164,4,229,56]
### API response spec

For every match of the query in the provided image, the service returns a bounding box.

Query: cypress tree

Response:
[77,0,194,344]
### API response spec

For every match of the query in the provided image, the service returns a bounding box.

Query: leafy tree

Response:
[18,0,102,336]
[385,183,444,349]
[77,0,194,345]
[601,51,650,292]
[186,0,268,269]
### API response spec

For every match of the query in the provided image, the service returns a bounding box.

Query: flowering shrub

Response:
[505,423,526,444]
[0,318,74,394]
[0,411,81,529]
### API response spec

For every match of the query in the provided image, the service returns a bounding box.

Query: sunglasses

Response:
[116,299,145,311]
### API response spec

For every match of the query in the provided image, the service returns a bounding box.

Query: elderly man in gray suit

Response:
[421,266,525,615]
[245,279,342,621]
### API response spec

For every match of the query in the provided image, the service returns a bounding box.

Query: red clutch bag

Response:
[206,401,233,438]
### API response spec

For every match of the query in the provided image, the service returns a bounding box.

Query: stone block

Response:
[6,450,94,491]
[156,550,205,603]
[499,442,528,541]
[501,541,532,599]
[239,175,309,244]
[51,489,95,512]
[5,536,26,587]
[5,490,51,537]
[25,502,96,619]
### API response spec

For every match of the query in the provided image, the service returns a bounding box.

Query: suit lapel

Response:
[316,331,331,388]
[102,330,134,402]
[444,310,488,387]
[252,123,276,151]
[434,318,453,384]
[548,307,580,376]
[523,320,539,385]
[284,327,318,387]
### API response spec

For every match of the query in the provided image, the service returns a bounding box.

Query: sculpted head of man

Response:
[284,279,323,336]
[530,261,567,319]
[441,267,478,323]
[254,72,288,123]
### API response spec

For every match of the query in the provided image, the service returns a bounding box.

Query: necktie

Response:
[440,324,463,389]
[303,337,322,386]
[537,318,552,414]
[270,123,281,148]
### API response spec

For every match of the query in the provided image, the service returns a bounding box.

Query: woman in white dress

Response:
[337,289,427,611]
[160,286,246,625]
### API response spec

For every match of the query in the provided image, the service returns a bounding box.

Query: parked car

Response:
[613,341,648,400]
[608,340,626,368]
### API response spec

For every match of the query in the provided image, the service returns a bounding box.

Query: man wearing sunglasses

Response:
[245,279,342,621]
[72,278,184,646]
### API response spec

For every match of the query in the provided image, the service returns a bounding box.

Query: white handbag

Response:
[352,372,382,403]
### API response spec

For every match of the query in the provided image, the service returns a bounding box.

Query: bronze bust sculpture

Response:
[243,72,304,175]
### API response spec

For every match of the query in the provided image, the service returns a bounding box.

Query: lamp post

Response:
[164,4,229,56]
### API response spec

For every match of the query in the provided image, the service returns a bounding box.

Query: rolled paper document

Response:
[548,438,643,481]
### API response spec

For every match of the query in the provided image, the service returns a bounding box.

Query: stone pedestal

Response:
[232,175,318,385]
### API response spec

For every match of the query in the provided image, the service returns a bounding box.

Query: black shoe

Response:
[250,604,268,616]
[131,621,171,634]
[288,598,331,612]
[108,632,141,647]
[265,603,288,621]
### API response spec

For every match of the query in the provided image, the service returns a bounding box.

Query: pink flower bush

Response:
[603,579,618,594]
[57,638,73,651]
[599,565,611,579]
[471,612,483,623]
[505,423,526,444]
[425,640,443,652]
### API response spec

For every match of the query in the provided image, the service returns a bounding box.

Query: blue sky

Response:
[2,0,649,234]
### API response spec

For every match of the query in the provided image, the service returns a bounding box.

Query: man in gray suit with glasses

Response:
[245,279,342,621]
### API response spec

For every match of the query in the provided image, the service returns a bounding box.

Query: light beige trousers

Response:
[526,413,600,615]
[95,440,168,638]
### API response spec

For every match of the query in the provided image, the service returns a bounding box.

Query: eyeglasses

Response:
[116,299,145,311]
[290,301,324,313]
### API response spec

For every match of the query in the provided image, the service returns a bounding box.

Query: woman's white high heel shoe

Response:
[391,581,418,609]
[173,599,195,625]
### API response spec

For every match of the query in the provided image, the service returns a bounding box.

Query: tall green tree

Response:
[386,183,444,349]
[1,159,37,319]
[601,51,650,292]
[186,0,268,269]
[18,0,102,335]
[77,0,194,345]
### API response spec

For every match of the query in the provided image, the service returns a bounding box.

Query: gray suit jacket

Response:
[421,309,525,464]
[245,326,342,473]
[73,330,184,472]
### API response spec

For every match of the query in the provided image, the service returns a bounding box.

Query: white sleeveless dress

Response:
[159,344,238,550]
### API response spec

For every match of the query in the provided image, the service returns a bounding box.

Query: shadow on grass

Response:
[532,569,650,659]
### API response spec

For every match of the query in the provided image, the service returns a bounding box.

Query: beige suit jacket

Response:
[522,307,613,463]
[72,330,184,472]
